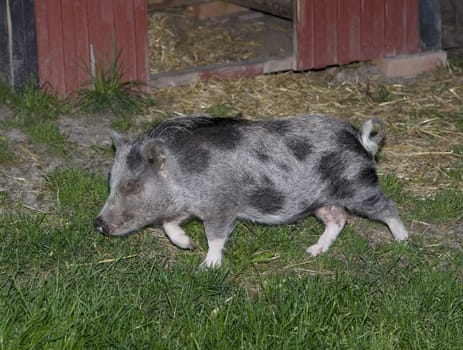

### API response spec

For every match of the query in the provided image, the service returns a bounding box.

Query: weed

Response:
[366,83,390,103]
[8,80,67,119]
[76,53,155,119]
[449,55,463,71]
[111,115,133,132]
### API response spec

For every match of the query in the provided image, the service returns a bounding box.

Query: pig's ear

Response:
[111,131,128,150]
[140,139,166,169]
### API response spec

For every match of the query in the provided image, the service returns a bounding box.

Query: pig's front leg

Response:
[200,218,236,269]
[162,214,197,249]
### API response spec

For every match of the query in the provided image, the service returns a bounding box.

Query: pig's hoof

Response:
[306,243,327,257]
[199,257,222,270]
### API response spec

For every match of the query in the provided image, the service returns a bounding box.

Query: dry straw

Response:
[148,9,267,73]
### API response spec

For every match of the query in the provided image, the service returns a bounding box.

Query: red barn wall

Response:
[294,0,420,70]
[35,0,148,97]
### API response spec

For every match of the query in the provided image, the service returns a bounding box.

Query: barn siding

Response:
[35,0,149,97]
[295,0,420,70]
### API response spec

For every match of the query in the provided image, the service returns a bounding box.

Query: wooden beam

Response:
[147,0,292,19]
[147,0,212,11]
[226,0,292,19]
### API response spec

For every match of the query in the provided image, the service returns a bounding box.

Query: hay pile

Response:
[149,64,463,199]
[148,9,265,73]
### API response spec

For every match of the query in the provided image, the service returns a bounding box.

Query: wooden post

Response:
[0,0,38,90]
[226,0,292,19]
[420,0,442,51]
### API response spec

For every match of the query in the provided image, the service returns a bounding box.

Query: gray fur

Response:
[95,114,408,268]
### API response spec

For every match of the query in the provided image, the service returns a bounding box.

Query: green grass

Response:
[22,121,68,156]
[412,189,463,224]
[0,139,17,165]
[0,80,69,156]
[76,53,155,120]
[205,103,237,118]
[1,167,462,349]
[8,79,67,119]
[0,78,12,105]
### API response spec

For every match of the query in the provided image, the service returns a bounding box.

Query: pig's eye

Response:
[120,179,141,195]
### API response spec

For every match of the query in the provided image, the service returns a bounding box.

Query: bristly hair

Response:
[141,115,248,141]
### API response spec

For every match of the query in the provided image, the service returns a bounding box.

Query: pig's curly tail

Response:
[359,117,386,157]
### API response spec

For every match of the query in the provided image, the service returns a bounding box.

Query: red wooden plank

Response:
[384,0,407,56]
[87,0,114,70]
[47,0,66,96]
[361,0,384,60]
[100,0,116,63]
[406,0,419,53]
[73,0,90,88]
[134,0,149,87]
[114,0,138,83]
[337,0,361,64]
[313,0,338,68]
[61,0,79,94]
[294,0,314,70]
[35,0,52,89]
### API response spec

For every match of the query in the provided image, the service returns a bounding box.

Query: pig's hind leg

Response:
[351,194,409,241]
[163,215,197,249]
[306,206,347,256]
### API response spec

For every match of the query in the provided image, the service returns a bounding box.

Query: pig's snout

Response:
[94,216,110,236]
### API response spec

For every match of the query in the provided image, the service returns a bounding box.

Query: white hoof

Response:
[199,256,222,269]
[306,243,327,257]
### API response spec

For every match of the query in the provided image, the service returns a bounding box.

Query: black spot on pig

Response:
[195,118,245,150]
[358,166,378,186]
[336,128,370,158]
[177,147,211,174]
[330,179,355,199]
[317,152,346,182]
[285,137,313,161]
[248,185,285,214]
[317,152,355,199]
[362,193,384,207]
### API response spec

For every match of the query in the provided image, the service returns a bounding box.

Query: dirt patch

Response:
[0,113,115,214]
